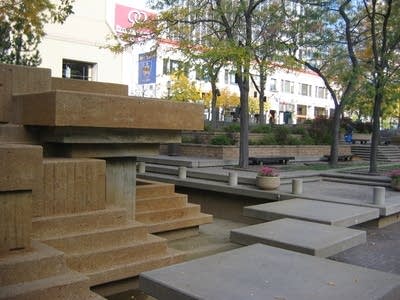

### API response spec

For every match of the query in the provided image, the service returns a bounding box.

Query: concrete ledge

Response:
[139,244,400,300]
[244,199,380,227]
[13,90,204,130]
[230,218,366,257]
[51,77,128,96]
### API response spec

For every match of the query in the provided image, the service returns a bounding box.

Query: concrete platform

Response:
[139,243,400,300]
[244,199,380,227]
[138,155,236,168]
[230,218,366,257]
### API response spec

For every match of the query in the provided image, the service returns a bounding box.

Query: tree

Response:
[283,0,362,167]
[169,72,202,102]
[118,0,281,168]
[361,0,400,173]
[0,0,74,66]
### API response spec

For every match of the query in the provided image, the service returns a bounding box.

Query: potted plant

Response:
[256,166,280,190]
[388,169,400,191]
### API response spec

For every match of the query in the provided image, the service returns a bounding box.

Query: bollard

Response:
[178,166,187,179]
[228,171,238,186]
[373,187,385,205]
[138,162,146,174]
[292,179,303,195]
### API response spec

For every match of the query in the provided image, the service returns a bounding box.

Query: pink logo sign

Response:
[114,4,155,33]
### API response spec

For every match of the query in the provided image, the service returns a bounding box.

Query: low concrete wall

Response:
[160,144,352,160]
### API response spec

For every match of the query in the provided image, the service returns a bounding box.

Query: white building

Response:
[38,0,335,124]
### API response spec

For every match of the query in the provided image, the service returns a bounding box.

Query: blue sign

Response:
[138,51,156,84]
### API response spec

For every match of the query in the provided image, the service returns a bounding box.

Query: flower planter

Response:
[256,176,280,190]
[391,178,400,191]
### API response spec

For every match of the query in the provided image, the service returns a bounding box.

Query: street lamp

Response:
[166,80,171,99]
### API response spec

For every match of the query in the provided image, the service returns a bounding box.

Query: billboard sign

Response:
[114,4,155,34]
[138,51,157,84]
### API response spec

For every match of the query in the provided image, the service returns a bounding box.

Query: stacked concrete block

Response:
[0,144,42,253]
[38,158,106,217]
[0,64,51,123]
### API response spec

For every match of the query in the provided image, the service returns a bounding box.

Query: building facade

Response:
[38,0,335,124]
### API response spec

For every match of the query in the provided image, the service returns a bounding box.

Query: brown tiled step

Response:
[0,240,67,286]
[32,207,128,239]
[86,248,185,286]
[136,193,188,212]
[0,270,91,300]
[136,180,175,199]
[39,222,148,253]
[146,213,213,234]
[136,203,201,223]
[66,235,167,273]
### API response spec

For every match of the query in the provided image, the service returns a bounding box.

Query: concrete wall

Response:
[160,144,352,160]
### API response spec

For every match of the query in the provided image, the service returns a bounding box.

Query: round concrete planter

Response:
[256,176,280,190]
[391,178,400,191]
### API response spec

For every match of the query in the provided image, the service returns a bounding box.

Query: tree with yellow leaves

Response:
[169,72,201,103]
[0,0,74,66]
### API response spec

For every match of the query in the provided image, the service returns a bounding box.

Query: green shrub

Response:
[291,126,307,135]
[250,124,273,134]
[258,135,278,145]
[273,126,290,144]
[223,123,241,133]
[210,135,234,145]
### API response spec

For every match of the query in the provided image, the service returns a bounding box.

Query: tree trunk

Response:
[210,80,218,129]
[237,67,250,168]
[258,66,266,125]
[369,82,383,174]
[329,105,341,167]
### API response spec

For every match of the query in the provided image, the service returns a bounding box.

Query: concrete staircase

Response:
[351,144,400,162]
[136,179,213,234]
[31,158,185,287]
[0,240,104,300]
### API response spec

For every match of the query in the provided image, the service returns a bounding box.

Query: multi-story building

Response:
[38,0,335,124]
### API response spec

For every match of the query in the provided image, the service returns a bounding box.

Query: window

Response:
[281,80,294,93]
[315,86,327,98]
[230,71,237,85]
[162,59,187,75]
[299,83,312,96]
[62,59,96,80]
[314,107,327,117]
[270,78,277,91]
[297,104,307,116]
[224,69,229,84]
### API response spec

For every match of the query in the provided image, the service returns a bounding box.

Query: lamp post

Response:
[166,80,171,99]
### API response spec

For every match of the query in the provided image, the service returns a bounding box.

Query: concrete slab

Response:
[243,199,379,227]
[139,243,400,300]
[138,155,236,168]
[279,180,400,216]
[230,218,366,257]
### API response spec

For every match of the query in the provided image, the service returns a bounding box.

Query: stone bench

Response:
[230,218,366,257]
[249,156,294,165]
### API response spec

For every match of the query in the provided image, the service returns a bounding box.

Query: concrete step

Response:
[139,244,400,300]
[66,234,168,273]
[147,213,213,234]
[87,248,185,286]
[136,193,188,213]
[136,203,201,223]
[244,199,380,227]
[230,218,366,257]
[0,240,68,286]
[39,222,148,253]
[32,207,128,239]
[0,270,93,300]
[136,179,176,198]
